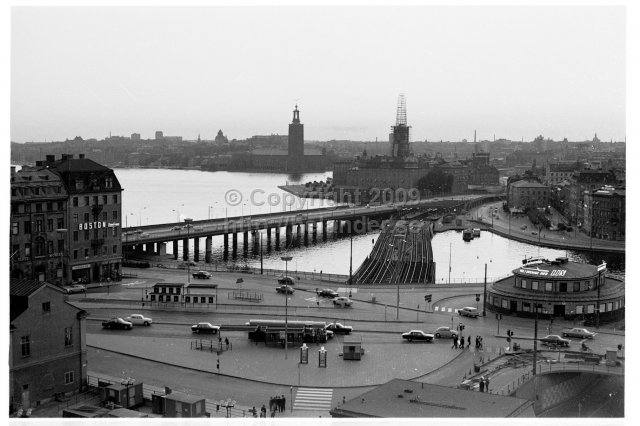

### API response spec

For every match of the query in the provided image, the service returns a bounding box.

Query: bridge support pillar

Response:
[267,228,272,246]
[322,221,327,240]
[252,231,260,254]
[285,224,293,246]
[157,242,167,256]
[193,237,200,263]
[182,238,189,261]
[243,231,249,255]
[303,223,309,245]
[223,234,229,260]
[173,240,179,260]
[275,226,280,250]
[205,236,212,263]
[145,243,154,254]
[334,220,340,235]
[232,233,238,257]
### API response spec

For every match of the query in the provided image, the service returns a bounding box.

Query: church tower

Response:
[288,105,304,160]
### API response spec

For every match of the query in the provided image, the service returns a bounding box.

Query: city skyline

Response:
[11,6,626,143]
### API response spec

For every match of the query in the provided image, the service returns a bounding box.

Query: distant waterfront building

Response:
[487,257,624,323]
[131,133,141,141]
[506,178,549,210]
[10,279,88,413]
[214,129,228,144]
[583,186,625,241]
[155,131,163,140]
[246,106,329,172]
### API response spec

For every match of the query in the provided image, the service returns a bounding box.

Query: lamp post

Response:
[482,263,487,316]
[56,228,68,286]
[390,235,406,320]
[281,255,293,359]
[349,232,353,287]
[184,218,193,284]
[260,233,264,275]
[219,398,235,418]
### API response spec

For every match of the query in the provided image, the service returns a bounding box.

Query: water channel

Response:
[116,168,625,280]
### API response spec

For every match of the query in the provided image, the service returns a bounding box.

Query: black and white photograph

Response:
[5,1,633,423]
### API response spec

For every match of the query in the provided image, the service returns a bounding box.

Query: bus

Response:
[246,319,332,345]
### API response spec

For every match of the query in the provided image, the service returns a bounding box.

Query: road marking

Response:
[293,388,333,411]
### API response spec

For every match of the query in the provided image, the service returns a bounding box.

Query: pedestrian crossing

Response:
[293,387,333,411]
[433,306,459,313]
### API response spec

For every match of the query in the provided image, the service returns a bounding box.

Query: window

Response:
[102,228,107,238]
[42,302,51,313]
[24,244,31,257]
[521,279,527,289]
[174,295,179,302]
[84,230,89,240]
[36,203,42,212]
[73,250,78,260]
[545,282,553,292]
[607,302,612,312]
[47,241,54,255]
[57,218,64,229]
[64,327,73,346]
[175,288,181,295]
[57,201,63,210]
[24,220,31,234]
[112,210,118,220]
[73,197,78,207]
[161,287,166,293]
[150,294,156,301]
[73,231,79,241]
[84,248,89,258]
[112,227,117,237]
[92,196,98,205]
[25,203,30,213]
[21,335,30,357]
[73,213,78,224]
[200,297,206,303]
[113,245,117,254]
[586,305,595,314]
[573,282,580,292]
[112,195,118,204]
[76,179,84,190]
[47,219,54,232]
[35,219,43,232]
[522,302,530,312]
[47,201,53,211]
[106,178,113,188]
[12,222,18,235]
[83,196,89,206]
[532,281,539,291]
[64,371,74,385]
[58,239,64,253]
[502,299,509,309]
[185,296,190,303]
[208,297,214,303]
[169,288,174,294]
[35,239,45,256]
[102,195,107,204]
[84,213,89,222]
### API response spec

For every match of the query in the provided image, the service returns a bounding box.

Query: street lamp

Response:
[349,232,353,288]
[281,255,293,360]
[390,235,406,320]
[184,218,193,284]
[219,398,236,418]
[590,201,600,250]
[482,263,487,316]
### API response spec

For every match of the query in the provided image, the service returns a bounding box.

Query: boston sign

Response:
[78,221,120,231]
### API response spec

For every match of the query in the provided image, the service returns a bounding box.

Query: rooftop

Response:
[513,258,599,280]
[510,180,548,189]
[330,378,532,418]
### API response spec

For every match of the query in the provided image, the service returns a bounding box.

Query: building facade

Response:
[583,186,625,241]
[507,179,549,210]
[10,167,68,284]
[35,154,123,283]
[487,257,624,322]
[10,279,88,412]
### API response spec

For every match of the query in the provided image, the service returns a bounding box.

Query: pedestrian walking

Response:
[479,336,483,350]
[452,335,458,349]
[269,397,274,412]
[281,395,286,412]
[485,377,490,392]
[252,406,257,417]
[475,336,479,348]
[225,337,229,349]
[459,338,464,349]
[479,380,485,392]
[468,335,471,347]
[261,404,267,416]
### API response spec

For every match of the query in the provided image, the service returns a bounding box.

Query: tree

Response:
[416,168,454,194]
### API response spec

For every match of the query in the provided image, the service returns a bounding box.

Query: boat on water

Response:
[472,228,481,237]
[463,229,474,241]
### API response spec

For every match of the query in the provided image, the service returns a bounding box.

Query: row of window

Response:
[20,327,73,358]
[73,245,119,259]
[488,295,624,314]
[11,200,65,214]
[73,210,119,223]
[11,218,65,235]
[155,287,181,294]
[150,294,216,303]
[12,239,64,259]
[516,277,600,293]
[11,185,63,198]
[71,194,118,207]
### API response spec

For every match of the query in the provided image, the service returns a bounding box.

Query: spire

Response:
[292,105,300,124]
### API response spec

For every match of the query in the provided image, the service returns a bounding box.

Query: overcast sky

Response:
[11,6,626,143]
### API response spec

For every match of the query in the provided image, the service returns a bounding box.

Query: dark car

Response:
[191,322,220,334]
[102,317,133,330]
[318,288,339,298]
[276,285,294,294]
[278,276,295,285]
[325,322,353,335]
[192,271,211,279]
[540,334,570,347]
[402,330,434,342]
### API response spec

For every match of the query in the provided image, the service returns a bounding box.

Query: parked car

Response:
[561,328,597,339]
[325,322,353,335]
[124,314,152,326]
[191,322,220,334]
[317,288,339,298]
[278,276,295,285]
[102,317,133,330]
[434,326,457,339]
[65,284,86,294]
[276,285,294,294]
[540,334,570,347]
[192,271,211,279]
[458,307,479,318]
[458,377,482,391]
[333,296,353,307]
[520,225,527,230]
[402,330,434,342]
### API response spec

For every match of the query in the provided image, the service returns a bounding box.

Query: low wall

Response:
[512,372,600,414]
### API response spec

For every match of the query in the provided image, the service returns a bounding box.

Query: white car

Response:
[124,314,153,326]
[333,296,353,307]
[65,284,86,294]
[458,307,479,318]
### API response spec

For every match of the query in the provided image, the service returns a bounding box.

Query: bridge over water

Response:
[123,195,497,263]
